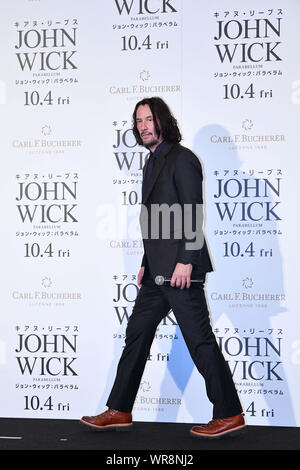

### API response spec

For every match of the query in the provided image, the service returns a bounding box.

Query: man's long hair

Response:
[132,97,182,146]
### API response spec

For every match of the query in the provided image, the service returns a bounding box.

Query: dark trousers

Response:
[106,277,243,419]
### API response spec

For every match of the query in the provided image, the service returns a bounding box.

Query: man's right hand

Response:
[137,266,145,287]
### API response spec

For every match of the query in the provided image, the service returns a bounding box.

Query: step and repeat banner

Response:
[0,0,299,427]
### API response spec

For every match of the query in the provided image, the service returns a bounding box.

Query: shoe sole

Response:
[190,424,247,439]
[79,419,133,432]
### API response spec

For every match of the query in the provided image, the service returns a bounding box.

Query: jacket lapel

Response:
[142,141,174,204]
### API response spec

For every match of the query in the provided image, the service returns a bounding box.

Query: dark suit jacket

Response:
[140,141,213,280]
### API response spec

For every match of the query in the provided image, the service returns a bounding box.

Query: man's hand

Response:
[137,266,145,287]
[170,263,193,289]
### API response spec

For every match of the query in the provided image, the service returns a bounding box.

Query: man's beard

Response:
[143,137,159,149]
[141,132,161,149]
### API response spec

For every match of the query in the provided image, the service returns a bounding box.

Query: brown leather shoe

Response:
[80,409,133,431]
[190,413,246,439]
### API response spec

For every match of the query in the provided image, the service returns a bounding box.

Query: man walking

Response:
[80,97,245,438]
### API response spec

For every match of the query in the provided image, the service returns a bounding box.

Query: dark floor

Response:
[0,418,299,454]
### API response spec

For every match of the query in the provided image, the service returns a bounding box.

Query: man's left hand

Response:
[170,263,193,289]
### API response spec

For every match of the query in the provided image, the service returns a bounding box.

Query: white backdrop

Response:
[0,0,299,427]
